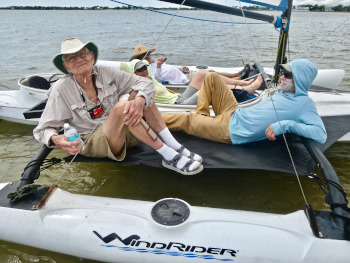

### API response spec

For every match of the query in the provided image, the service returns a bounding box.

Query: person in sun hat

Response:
[128,59,263,105]
[162,59,327,145]
[130,44,260,94]
[130,44,191,85]
[33,37,203,176]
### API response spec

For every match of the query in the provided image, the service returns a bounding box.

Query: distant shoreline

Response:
[1,5,349,12]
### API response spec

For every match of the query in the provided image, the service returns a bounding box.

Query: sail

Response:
[239,0,288,11]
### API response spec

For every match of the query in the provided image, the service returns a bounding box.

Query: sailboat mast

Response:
[273,0,293,84]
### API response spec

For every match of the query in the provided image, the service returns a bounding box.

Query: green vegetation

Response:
[1,4,349,12]
[243,4,349,12]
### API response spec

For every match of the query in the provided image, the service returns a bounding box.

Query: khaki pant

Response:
[162,72,238,144]
[81,125,140,161]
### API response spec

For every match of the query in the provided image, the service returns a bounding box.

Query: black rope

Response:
[39,158,62,172]
[22,158,62,174]
[309,173,350,213]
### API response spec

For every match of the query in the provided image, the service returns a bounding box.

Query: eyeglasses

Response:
[63,49,90,63]
[136,65,148,72]
[283,71,293,79]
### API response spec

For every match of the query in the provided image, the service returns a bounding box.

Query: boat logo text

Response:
[93,230,237,261]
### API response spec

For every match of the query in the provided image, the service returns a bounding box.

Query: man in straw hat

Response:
[162,59,327,145]
[130,44,191,85]
[34,37,203,175]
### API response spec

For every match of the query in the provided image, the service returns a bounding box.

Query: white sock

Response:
[158,128,203,162]
[157,144,201,171]
[158,127,181,149]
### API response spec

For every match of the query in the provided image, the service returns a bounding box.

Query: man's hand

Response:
[265,124,276,141]
[156,56,166,68]
[51,134,83,155]
[123,96,145,126]
[179,66,189,73]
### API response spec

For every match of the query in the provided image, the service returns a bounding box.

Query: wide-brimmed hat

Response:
[129,44,155,62]
[280,63,292,73]
[52,37,99,74]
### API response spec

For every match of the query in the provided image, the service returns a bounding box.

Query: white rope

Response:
[236,0,262,66]
[55,0,189,185]
[141,0,188,61]
[315,30,350,63]
[224,0,245,65]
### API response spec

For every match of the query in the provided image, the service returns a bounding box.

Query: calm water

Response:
[0,9,350,263]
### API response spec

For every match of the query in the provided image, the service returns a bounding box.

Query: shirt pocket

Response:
[102,84,120,107]
[70,103,90,119]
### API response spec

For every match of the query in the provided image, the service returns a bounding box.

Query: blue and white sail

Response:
[239,0,289,11]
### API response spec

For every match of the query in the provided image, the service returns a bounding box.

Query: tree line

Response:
[1,5,349,12]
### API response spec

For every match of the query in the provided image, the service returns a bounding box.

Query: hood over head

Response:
[284,59,318,96]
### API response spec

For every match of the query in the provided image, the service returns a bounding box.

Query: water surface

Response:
[0,9,349,263]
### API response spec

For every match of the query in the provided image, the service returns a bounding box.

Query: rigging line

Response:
[109,0,266,24]
[315,31,350,63]
[224,0,245,65]
[291,16,350,60]
[55,1,190,186]
[237,1,306,204]
[142,0,189,59]
[269,32,310,206]
[268,94,309,206]
[53,76,127,186]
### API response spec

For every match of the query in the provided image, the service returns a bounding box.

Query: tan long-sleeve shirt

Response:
[33,65,155,146]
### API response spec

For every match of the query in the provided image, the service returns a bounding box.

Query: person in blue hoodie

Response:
[162,59,327,145]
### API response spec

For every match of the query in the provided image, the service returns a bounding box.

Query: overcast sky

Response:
[0,0,349,8]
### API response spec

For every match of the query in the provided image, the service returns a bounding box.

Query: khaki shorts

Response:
[81,125,140,161]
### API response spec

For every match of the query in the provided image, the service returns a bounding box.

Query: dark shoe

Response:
[239,63,251,80]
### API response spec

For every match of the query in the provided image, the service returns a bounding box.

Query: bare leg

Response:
[103,100,202,174]
[143,103,166,133]
[219,74,254,86]
[228,75,263,95]
[190,70,255,94]
[103,101,164,154]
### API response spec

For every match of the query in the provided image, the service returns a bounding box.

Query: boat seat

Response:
[28,76,51,90]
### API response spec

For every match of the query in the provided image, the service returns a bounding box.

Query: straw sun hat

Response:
[129,44,156,62]
[52,37,99,74]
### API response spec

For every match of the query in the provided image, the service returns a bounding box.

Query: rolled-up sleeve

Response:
[33,92,72,146]
[115,69,155,109]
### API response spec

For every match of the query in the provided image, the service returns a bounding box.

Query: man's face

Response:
[143,53,152,64]
[135,65,149,78]
[63,48,94,75]
[280,71,295,93]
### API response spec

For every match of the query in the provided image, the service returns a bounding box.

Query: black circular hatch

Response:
[151,198,190,226]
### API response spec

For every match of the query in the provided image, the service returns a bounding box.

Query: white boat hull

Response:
[0,182,349,263]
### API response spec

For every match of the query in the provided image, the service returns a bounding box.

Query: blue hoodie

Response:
[229,59,327,144]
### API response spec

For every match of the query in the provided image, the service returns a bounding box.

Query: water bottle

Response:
[63,123,84,150]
